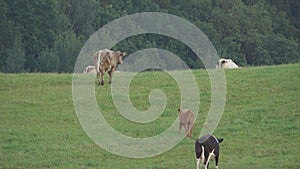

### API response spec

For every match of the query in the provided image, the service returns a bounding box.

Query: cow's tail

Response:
[96,51,102,73]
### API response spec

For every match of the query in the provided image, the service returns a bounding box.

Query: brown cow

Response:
[93,49,125,86]
[178,108,195,137]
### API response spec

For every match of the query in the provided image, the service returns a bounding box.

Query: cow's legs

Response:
[184,124,188,132]
[196,158,201,169]
[188,124,194,137]
[178,123,182,134]
[101,72,104,85]
[97,72,101,86]
[215,155,219,169]
[204,152,210,169]
[108,70,113,84]
[195,146,203,169]
[185,124,190,136]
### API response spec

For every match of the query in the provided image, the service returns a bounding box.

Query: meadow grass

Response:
[0,64,299,168]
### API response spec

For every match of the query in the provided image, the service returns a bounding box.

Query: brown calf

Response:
[178,108,195,137]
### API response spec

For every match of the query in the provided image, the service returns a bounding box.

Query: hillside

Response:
[0,64,299,168]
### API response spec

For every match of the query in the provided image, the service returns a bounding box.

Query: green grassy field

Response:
[1,64,299,168]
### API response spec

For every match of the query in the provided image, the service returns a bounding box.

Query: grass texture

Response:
[1,64,299,168]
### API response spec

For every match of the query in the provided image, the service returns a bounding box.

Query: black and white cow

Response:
[195,135,224,169]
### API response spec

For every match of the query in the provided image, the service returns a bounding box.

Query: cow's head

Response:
[221,59,227,64]
[115,51,126,64]
[218,138,224,143]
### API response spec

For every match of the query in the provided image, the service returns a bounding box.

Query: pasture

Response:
[1,64,299,168]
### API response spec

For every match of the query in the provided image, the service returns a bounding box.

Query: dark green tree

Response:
[5,33,26,73]
[3,0,69,72]
[50,30,83,73]
[0,0,299,72]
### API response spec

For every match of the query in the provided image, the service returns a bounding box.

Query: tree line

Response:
[0,0,299,73]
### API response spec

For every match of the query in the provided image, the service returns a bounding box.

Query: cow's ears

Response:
[178,108,181,112]
[218,138,224,143]
[122,52,126,56]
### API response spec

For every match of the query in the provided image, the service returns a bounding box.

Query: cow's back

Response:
[217,58,239,69]
[222,60,239,69]
[93,49,112,72]
[180,109,194,124]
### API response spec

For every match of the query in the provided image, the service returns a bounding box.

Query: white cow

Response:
[83,66,96,74]
[216,59,239,69]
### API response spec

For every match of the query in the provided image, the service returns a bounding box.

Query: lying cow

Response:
[195,135,224,169]
[83,66,96,74]
[216,59,239,69]
[178,108,195,137]
[93,49,126,85]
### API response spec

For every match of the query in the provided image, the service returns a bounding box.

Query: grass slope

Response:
[1,64,299,168]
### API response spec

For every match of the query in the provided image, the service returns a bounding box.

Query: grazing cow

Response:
[195,135,224,169]
[216,59,239,69]
[83,66,96,74]
[178,108,195,137]
[93,49,125,85]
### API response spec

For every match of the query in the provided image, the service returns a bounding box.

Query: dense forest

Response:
[0,0,299,72]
